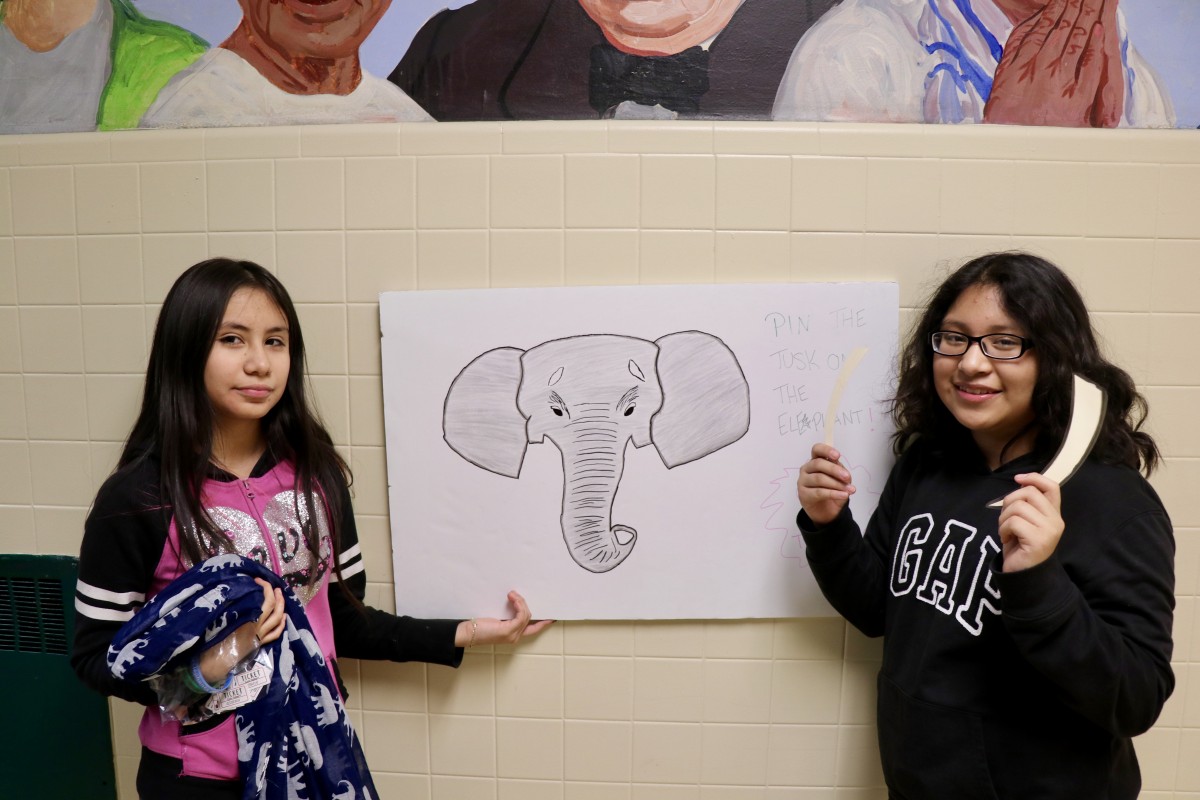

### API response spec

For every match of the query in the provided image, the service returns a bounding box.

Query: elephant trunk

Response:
[554,420,636,573]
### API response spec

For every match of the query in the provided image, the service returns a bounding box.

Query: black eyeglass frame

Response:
[930,331,1035,361]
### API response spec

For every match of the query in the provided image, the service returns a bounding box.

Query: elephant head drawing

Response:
[443,332,750,573]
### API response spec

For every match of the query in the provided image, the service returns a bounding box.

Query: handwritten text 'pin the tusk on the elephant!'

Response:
[442,332,751,574]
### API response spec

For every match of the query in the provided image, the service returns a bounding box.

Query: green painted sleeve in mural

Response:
[97,0,208,131]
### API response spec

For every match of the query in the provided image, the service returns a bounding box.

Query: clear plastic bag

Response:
[150,635,274,725]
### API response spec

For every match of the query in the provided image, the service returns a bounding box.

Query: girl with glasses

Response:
[795,252,1173,798]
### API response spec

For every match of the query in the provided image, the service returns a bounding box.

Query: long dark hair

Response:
[121,258,355,583]
[891,252,1160,474]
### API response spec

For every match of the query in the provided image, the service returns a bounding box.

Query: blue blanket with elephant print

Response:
[107,554,376,800]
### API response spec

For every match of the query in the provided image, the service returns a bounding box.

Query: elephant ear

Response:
[651,331,750,468]
[443,347,529,478]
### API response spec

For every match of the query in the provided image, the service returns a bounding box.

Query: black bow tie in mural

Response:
[588,42,711,116]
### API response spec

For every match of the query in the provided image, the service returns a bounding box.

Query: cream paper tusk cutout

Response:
[824,347,869,447]
[986,373,1106,508]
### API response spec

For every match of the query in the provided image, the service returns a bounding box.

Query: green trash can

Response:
[0,554,118,799]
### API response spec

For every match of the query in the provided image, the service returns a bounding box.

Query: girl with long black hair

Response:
[796,252,1174,798]
[73,258,550,799]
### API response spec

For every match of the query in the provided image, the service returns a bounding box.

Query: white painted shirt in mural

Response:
[141,47,432,128]
[0,0,112,134]
[772,0,1175,126]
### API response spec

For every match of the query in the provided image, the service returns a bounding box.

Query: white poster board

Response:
[381,283,898,619]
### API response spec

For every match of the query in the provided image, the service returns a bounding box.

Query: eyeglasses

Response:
[931,331,1034,360]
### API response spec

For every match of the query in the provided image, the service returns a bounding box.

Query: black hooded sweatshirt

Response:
[798,441,1174,799]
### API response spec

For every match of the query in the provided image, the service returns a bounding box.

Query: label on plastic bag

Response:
[205,650,273,715]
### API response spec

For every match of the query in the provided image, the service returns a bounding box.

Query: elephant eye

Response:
[623,405,635,416]
[549,391,569,419]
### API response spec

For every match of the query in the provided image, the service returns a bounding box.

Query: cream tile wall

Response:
[1,121,1197,799]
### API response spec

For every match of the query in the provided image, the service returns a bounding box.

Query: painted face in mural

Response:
[576,0,744,55]
[1,0,99,52]
[237,0,392,62]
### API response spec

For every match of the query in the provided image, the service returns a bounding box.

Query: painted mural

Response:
[0,0,1195,131]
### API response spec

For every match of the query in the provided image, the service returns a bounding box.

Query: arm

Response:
[796,443,907,637]
[71,465,167,706]
[997,473,1175,736]
[452,592,553,648]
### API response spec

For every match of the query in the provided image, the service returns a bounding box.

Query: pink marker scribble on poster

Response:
[761,462,880,559]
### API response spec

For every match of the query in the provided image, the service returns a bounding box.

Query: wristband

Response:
[186,654,235,694]
[468,618,478,648]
